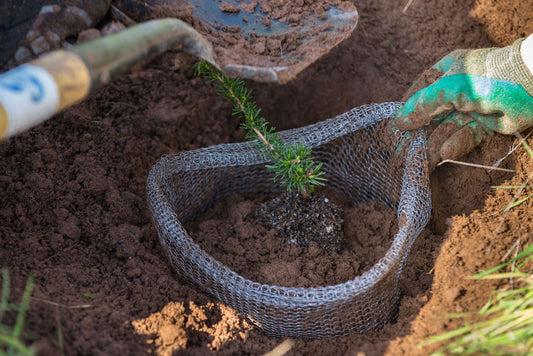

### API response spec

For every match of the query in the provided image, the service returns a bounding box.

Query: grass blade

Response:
[424,243,533,355]
[11,275,34,348]
[0,270,9,323]
[499,192,533,212]
[475,243,533,278]
[0,271,35,356]
[0,333,34,355]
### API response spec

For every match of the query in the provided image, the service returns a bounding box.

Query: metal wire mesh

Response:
[147,102,431,338]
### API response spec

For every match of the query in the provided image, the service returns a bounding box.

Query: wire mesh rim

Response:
[146,102,431,336]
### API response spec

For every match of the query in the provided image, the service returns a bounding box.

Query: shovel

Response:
[0,3,358,140]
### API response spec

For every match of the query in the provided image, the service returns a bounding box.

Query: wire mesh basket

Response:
[147,102,431,338]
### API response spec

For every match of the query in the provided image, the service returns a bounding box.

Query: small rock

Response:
[14,47,32,63]
[444,287,462,303]
[126,266,142,279]
[219,3,240,13]
[101,21,126,36]
[158,324,186,347]
[30,36,50,55]
[77,28,101,44]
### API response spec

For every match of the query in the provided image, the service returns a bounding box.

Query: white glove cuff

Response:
[521,34,533,78]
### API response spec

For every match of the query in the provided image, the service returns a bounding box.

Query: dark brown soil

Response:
[187,193,396,288]
[252,191,345,252]
[1,1,532,355]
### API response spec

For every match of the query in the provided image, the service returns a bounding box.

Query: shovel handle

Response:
[0,18,214,139]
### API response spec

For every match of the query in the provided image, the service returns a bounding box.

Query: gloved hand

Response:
[392,38,533,169]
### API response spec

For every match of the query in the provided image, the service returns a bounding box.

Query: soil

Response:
[252,191,345,252]
[1,0,532,355]
[193,0,358,83]
[187,192,396,288]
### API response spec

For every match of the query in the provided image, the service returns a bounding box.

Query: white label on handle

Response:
[0,65,59,138]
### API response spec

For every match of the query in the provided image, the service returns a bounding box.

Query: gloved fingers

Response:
[440,120,487,161]
[401,69,443,103]
[394,75,473,131]
[481,107,532,135]
[426,113,490,170]
[400,51,464,101]
[426,115,471,170]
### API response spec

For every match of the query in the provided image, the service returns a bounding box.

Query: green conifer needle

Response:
[195,61,326,196]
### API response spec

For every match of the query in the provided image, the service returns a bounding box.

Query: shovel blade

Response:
[189,0,358,83]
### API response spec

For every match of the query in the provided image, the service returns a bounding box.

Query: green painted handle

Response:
[72,18,216,91]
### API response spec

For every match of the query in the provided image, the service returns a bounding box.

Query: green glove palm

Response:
[393,38,533,168]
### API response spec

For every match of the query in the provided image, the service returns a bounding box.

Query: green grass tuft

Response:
[424,136,533,355]
[422,244,533,356]
[0,269,35,356]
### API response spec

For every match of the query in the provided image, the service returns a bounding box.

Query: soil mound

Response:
[188,193,396,288]
[0,0,529,355]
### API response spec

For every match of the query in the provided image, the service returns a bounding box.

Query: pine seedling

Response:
[195,61,326,197]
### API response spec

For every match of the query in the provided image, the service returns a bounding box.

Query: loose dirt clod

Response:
[253,191,344,252]
[188,192,398,288]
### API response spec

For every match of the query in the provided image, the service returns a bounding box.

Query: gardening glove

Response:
[392,36,533,169]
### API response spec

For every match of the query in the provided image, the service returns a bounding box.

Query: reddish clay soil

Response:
[1,0,533,355]
[201,0,358,82]
[188,193,396,288]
